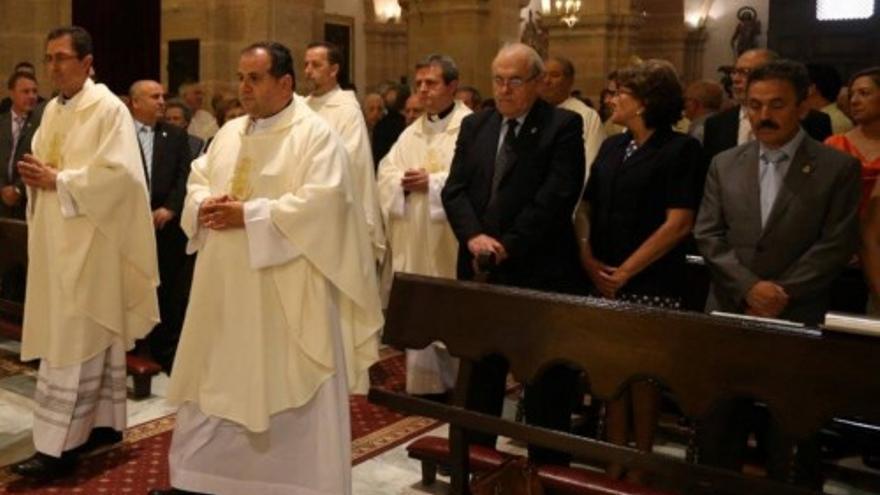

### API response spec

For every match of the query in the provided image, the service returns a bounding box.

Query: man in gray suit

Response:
[1,71,43,219]
[694,60,860,485]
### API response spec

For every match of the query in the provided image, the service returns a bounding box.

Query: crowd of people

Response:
[1,22,880,495]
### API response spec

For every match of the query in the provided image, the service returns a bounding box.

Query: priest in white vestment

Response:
[180,82,219,141]
[11,26,159,481]
[303,41,386,263]
[151,42,383,495]
[377,55,469,397]
[539,56,605,184]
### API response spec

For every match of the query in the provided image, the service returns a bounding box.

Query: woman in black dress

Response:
[574,59,704,482]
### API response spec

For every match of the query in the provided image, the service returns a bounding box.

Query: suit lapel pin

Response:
[802,163,812,174]
[530,127,537,135]
[162,131,167,138]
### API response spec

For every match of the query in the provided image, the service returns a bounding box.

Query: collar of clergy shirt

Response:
[308,85,340,106]
[58,78,92,107]
[427,102,455,123]
[247,97,295,134]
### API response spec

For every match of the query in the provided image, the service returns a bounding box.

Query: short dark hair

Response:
[165,99,192,124]
[806,63,843,103]
[415,54,459,84]
[46,26,93,59]
[242,41,295,80]
[546,56,575,79]
[307,41,344,68]
[616,59,684,130]
[456,85,482,104]
[747,59,810,103]
[7,71,36,90]
[848,66,880,93]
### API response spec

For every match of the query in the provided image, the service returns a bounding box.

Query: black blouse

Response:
[583,128,705,297]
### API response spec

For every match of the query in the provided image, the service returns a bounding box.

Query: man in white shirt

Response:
[180,81,219,141]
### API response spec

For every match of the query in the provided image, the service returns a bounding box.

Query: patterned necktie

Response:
[759,149,789,227]
[491,119,519,199]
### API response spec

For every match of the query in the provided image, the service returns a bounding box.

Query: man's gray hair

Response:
[415,54,459,84]
[494,43,544,79]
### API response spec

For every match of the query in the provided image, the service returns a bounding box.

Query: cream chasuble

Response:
[305,86,386,262]
[22,78,159,367]
[377,101,470,394]
[166,99,383,433]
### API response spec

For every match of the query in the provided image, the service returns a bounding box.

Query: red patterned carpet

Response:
[0,349,441,494]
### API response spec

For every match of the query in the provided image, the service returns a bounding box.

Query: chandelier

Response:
[540,0,583,28]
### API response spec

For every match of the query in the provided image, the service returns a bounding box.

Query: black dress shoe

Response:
[10,452,77,480]
[71,427,123,455]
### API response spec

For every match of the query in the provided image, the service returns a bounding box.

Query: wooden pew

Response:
[0,218,161,399]
[369,273,880,495]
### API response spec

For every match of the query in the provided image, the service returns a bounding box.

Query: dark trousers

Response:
[697,398,822,488]
[465,354,581,465]
[147,224,194,373]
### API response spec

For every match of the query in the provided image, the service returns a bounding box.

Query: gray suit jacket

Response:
[0,103,44,219]
[694,135,860,325]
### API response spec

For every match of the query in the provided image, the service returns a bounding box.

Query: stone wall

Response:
[0,0,72,99]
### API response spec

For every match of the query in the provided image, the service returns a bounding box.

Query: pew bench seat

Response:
[407,435,673,495]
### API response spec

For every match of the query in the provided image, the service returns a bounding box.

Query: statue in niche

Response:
[521,10,549,59]
[730,6,761,57]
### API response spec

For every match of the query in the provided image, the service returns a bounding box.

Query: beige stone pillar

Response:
[161,0,325,100]
[0,0,72,99]
[683,27,708,83]
[545,1,641,101]
[364,0,408,90]
[402,0,521,98]
[635,0,687,74]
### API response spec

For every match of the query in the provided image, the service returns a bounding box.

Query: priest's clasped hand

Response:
[199,195,245,230]
[17,154,58,191]
[401,168,429,192]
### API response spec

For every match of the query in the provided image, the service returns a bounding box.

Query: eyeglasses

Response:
[493,74,538,89]
[731,67,754,77]
[43,53,80,65]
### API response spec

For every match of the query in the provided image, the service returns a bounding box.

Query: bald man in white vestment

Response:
[377,54,470,397]
[149,42,383,495]
[304,41,386,263]
[11,26,159,481]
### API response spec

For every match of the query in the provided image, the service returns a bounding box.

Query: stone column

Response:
[161,0,325,99]
[0,0,72,98]
[545,1,641,100]
[364,0,408,89]
[636,0,687,74]
[402,0,521,98]
[683,26,708,83]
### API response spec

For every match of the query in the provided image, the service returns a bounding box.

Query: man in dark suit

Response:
[695,60,860,485]
[442,43,585,465]
[703,49,832,160]
[1,71,43,219]
[164,98,205,158]
[130,79,194,373]
[0,62,45,114]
